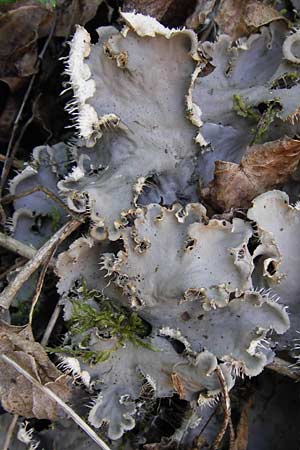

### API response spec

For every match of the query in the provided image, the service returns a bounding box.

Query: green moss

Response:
[47,345,115,365]
[232,94,282,144]
[232,94,260,121]
[47,279,155,365]
[253,99,281,144]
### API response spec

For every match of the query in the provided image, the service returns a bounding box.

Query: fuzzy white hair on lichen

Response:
[120,11,199,60]
[65,26,100,145]
[68,165,85,181]
[291,331,300,364]
[197,393,220,409]
[225,359,246,378]
[143,373,157,392]
[159,326,193,353]
[17,421,42,450]
[86,393,102,410]
[133,177,147,196]
[294,200,300,210]
[57,356,91,388]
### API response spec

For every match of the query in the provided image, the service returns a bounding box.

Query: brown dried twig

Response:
[211,366,234,450]
[1,185,84,222]
[29,243,58,325]
[267,356,300,381]
[0,219,81,310]
[0,232,37,260]
[41,303,62,346]
[0,354,112,450]
[0,259,27,281]
[0,154,23,170]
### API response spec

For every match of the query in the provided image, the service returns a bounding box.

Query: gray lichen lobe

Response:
[59,13,205,239]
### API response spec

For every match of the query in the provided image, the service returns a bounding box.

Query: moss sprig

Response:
[232,94,282,144]
[48,279,155,365]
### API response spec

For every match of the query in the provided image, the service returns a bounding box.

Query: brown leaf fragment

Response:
[201,138,300,211]
[122,0,173,20]
[0,0,103,85]
[0,321,71,421]
[185,0,215,30]
[123,0,197,26]
[0,5,53,82]
[54,0,105,37]
[215,0,285,41]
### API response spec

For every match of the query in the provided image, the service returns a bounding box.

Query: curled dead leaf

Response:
[0,321,71,421]
[202,138,300,211]
[123,0,197,25]
[216,0,285,41]
[0,0,104,87]
[123,0,174,20]
[0,4,53,84]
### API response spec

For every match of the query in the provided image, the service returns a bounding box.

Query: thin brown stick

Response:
[0,154,23,170]
[29,243,58,325]
[0,354,112,450]
[212,366,233,450]
[0,15,57,192]
[41,303,62,346]
[0,258,26,281]
[267,356,300,381]
[0,232,37,260]
[1,414,18,450]
[0,219,80,310]
[1,185,83,222]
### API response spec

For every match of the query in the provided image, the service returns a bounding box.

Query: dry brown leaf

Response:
[123,0,174,19]
[185,0,215,29]
[0,4,53,84]
[0,94,21,144]
[0,321,71,420]
[0,0,103,86]
[54,0,104,37]
[123,0,197,25]
[201,138,300,211]
[216,0,284,41]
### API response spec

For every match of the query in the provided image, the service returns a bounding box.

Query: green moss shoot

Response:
[47,279,155,365]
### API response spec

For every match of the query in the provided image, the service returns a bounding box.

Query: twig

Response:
[1,185,84,222]
[211,366,233,450]
[194,407,218,449]
[29,244,58,325]
[41,303,62,346]
[267,356,300,381]
[0,354,112,450]
[0,219,80,310]
[0,15,57,192]
[0,258,26,281]
[0,154,23,170]
[1,414,18,450]
[0,232,37,260]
